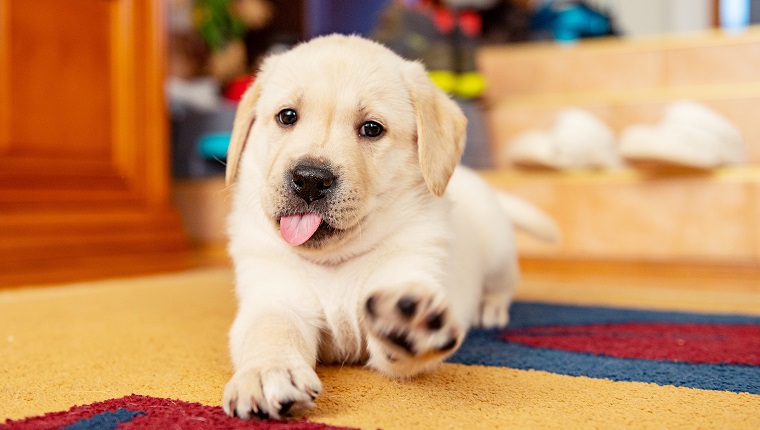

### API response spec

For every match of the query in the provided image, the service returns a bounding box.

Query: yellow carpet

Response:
[2,268,759,429]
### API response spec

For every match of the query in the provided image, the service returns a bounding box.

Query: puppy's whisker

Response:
[349,210,364,241]
[375,193,400,208]
[241,189,262,210]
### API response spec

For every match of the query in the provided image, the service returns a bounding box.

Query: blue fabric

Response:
[448,302,760,394]
[63,408,145,430]
[197,133,231,160]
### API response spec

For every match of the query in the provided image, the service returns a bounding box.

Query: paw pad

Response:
[426,312,444,330]
[397,296,417,318]
[363,288,462,363]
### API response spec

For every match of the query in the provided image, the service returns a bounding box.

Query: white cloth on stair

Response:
[505,108,621,170]
[618,101,745,169]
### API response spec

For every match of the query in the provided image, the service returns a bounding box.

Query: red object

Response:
[431,9,482,36]
[224,75,255,103]
[433,8,456,33]
[458,11,482,37]
[503,323,760,365]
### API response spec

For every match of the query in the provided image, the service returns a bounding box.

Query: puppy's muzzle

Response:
[290,163,336,204]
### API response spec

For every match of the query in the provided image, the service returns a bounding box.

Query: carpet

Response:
[1,268,759,429]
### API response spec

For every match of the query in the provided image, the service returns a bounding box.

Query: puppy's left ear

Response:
[225,78,262,186]
[403,61,467,197]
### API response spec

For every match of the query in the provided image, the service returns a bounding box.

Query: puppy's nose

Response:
[290,164,335,204]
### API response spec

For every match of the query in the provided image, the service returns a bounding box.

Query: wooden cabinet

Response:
[0,0,189,287]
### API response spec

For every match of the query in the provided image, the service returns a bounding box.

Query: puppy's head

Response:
[227,35,466,252]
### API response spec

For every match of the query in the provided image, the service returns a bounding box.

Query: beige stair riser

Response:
[480,46,662,100]
[485,173,760,264]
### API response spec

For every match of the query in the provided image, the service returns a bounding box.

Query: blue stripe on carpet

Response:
[62,408,145,430]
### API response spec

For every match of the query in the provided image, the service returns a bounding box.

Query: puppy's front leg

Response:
[223,292,322,420]
[360,255,465,379]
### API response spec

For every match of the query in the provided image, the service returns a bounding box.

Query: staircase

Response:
[477,28,760,267]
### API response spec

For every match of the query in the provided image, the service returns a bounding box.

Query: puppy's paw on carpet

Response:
[478,289,511,329]
[363,284,462,377]
[223,362,322,420]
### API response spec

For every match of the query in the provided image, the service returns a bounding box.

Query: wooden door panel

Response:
[8,0,113,159]
[0,0,146,203]
[0,0,190,287]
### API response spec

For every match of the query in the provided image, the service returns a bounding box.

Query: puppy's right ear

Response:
[225,78,262,186]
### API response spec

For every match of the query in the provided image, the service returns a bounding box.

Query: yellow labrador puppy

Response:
[223,34,558,420]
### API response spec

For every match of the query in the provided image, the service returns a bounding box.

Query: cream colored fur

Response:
[222,34,558,420]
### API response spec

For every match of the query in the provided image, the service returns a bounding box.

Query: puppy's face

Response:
[227,36,466,253]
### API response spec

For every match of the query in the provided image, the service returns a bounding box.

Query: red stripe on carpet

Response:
[503,323,760,365]
[0,394,357,430]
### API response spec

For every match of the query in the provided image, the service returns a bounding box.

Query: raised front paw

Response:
[362,284,463,377]
[223,361,322,420]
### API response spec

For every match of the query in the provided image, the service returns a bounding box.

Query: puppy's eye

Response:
[277,109,298,126]
[359,121,384,138]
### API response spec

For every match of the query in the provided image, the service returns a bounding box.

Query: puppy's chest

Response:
[314,279,367,364]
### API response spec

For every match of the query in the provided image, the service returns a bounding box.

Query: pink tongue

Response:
[279,213,323,246]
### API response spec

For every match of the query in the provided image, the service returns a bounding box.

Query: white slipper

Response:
[619,101,745,169]
[506,108,620,170]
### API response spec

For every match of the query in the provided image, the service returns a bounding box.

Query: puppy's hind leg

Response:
[478,253,520,329]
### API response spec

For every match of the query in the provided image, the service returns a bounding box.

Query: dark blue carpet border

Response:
[448,302,760,394]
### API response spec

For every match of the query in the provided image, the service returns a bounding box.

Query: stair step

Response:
[477,31,760,266]
[478,27,760,100]
[478,29,760,166]
[486,85,760,164]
